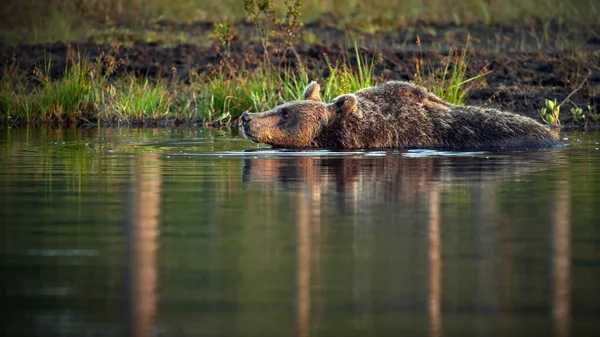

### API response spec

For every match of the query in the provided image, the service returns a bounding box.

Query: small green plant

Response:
[243,0,277,62]
[539,98,561,127]
[278,0,304,62]
[587,104,599,122]
[570,104,600,129]
[570,107,585,121]
[243,0,305,64]
[570,106,588,129]
[212,22,238,57]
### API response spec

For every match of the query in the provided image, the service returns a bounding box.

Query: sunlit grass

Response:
[193,64,310,122]
[0,33,494,126]
[33,58,95,123]
[414,35,490,105]
[1,57,95,124]
[0,42,380,126]
[1,54,173,125]
[186,40,378,120]
[323,40,377,100]
[108,77,172,124]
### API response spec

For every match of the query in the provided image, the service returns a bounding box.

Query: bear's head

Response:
[241,81,359,148]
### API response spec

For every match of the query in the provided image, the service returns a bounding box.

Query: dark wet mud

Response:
[1,19,598,124]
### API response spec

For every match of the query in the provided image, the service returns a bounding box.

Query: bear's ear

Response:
[303,81,322,101]
[330,94,358,115]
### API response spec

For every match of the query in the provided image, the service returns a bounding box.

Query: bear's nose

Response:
[241,111,250,123]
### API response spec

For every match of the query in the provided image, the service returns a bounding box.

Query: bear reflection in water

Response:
[241,149,566,212]
[241,148,571,337]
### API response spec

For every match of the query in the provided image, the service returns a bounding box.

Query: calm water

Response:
[1,126,599,337]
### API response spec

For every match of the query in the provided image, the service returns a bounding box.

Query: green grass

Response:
[0,53,311,125]
[414,35,490,105]
[0,62,31,122]
[192,40,378,121]
[323,40,377,100]
[193,63,310,122]
[0,34,492,126]
[34,59,95,123]
[108,77,172,124]
[0,55,173,125]
[1,57,95,124]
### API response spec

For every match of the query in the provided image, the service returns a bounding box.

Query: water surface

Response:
[1,127,599,337]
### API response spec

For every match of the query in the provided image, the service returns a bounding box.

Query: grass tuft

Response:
[1,56,96,125]
[33,58,94,123]
[414,34,490,105]
[193,64,311,123]
[108,77,171,124]
[324,40,377,100]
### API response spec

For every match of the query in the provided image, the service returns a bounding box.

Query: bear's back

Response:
[354,81,451,118]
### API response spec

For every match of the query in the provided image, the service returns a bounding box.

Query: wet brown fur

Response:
[241,81,561,149]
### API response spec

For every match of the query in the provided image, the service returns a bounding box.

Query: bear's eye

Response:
[280,108,289,119]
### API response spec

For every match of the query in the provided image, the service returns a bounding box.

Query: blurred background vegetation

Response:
[1,0,597,44]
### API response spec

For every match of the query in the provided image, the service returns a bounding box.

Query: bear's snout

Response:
[241,111,250,124]
[240,111,252,134]
[240,111,258,142]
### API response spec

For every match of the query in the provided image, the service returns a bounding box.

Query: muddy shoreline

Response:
[1,19,598,126]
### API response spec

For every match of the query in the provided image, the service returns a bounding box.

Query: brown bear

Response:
[240,81,561,149]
